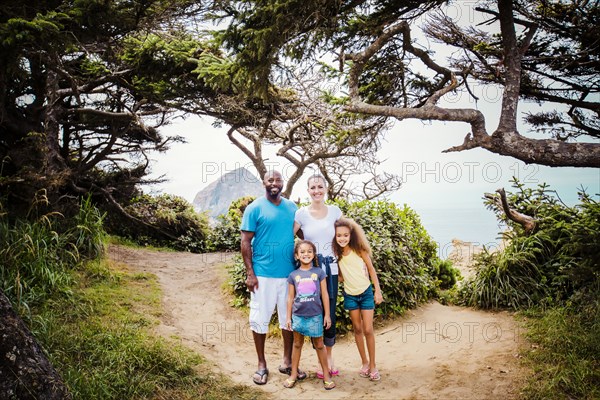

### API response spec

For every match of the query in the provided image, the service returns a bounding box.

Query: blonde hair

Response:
[307,174,327,187]
[332,217,371,260]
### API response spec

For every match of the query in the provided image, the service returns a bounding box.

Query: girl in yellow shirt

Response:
[332,218,383,381]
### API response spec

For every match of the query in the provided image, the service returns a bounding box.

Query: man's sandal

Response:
[252,368,269,385]
[324,380,336,390]
[283,378,296,389]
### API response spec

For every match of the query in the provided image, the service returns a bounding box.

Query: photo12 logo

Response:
[200,161,299,184]
[400,161,539,184]
[199,322,255,344]
[400,321,521,344]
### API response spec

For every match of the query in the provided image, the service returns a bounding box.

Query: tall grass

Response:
[461,184,599,309]
[522,301,600,400]
[2,196,262,399]
[460,233,551,309]
[70,195,106,259]
[0,196,105,313]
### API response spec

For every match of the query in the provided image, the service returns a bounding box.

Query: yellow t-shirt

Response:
[338,250,371,295]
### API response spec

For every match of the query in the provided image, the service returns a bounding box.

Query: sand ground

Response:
[109,242,528,399]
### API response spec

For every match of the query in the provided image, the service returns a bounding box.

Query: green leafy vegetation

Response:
[207,196,256,251]
[339,199,441,317]
[430,259,460,290]
[226,198,456,332]
[105,194,210,253]
[459,180,599,399]
[461,181,599,309]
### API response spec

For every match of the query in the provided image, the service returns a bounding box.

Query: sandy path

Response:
[109,244,527,399]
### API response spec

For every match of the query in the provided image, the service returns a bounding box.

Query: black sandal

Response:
[278,366,307,380]
[252,368,269,385]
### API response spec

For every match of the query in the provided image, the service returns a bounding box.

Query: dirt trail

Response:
[109,244,527,399]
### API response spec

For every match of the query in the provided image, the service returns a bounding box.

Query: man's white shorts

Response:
[249,276,289,334]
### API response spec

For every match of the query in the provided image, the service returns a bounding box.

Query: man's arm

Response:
[241,230,258,292]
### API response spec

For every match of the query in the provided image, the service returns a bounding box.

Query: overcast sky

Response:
[146,98,599,210]
[145,110,598,256]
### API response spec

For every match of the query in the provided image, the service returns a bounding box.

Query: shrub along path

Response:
[109,244,528,399]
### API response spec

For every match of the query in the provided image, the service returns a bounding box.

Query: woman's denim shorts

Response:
[343,285,375,311]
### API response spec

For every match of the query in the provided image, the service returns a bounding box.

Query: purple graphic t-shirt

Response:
[287,267,326,317]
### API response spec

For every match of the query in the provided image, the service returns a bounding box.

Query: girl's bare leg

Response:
[349,309,369,369]
[290,331,304,380]
[361,309,376,371]
[312,337,332,382]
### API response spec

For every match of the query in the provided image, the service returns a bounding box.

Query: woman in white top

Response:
[294,175,343,378]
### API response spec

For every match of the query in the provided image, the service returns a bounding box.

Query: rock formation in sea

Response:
[192,167,263,219]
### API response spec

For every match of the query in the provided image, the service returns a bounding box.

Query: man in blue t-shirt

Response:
[240,170,305,385]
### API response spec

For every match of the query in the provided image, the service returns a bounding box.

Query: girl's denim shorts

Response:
[343,285,375,311]
[292,314,324,337]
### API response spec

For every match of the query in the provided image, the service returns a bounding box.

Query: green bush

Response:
[430,259,460,290]
[107,194,210,253]
[460,181,600,309]
[227,254,249,308]
[208,196,255,251]
[339,199,440,317]
[227,198,444,332]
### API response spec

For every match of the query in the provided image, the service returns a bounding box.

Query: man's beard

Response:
[267,187,281,198]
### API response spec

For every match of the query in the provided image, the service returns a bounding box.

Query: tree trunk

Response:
[485,188,536,234]
[0,290,71,400]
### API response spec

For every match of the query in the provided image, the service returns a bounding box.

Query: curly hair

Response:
[294,239,319,268]
[332,217,372,261]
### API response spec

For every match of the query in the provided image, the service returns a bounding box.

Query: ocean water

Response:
[411,206,506,259]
